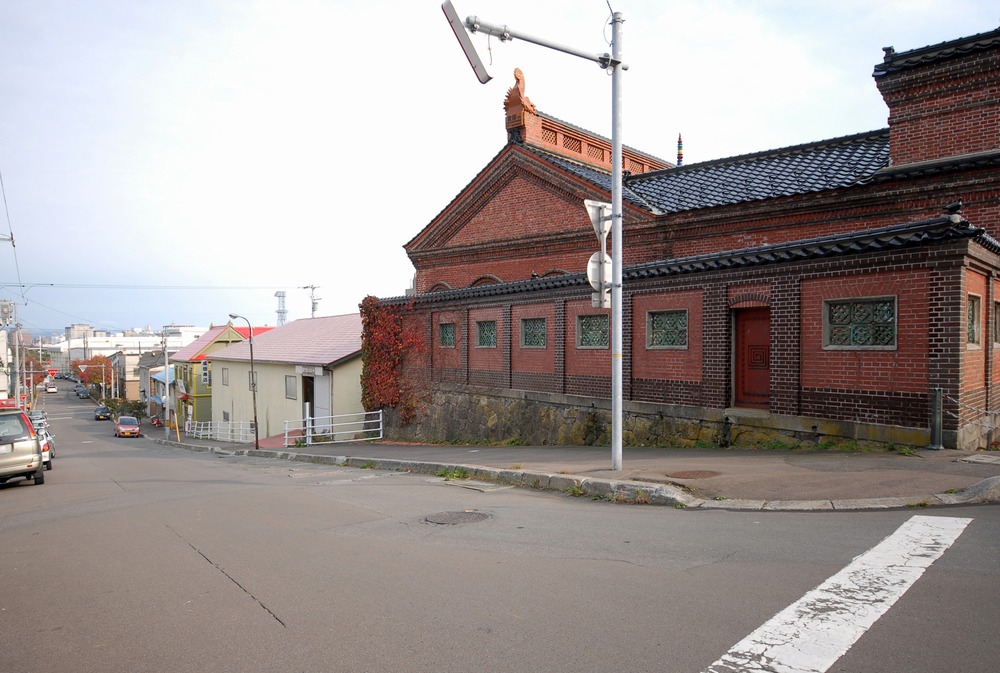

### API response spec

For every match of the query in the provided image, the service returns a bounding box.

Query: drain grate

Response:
[425,510,491,525]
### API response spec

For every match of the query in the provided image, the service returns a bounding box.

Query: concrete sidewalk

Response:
[150,434,1000,511]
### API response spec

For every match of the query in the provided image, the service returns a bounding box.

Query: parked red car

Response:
[114,416,141,438]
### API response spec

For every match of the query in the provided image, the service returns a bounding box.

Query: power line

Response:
[0,167,27,305]
[0,282,295,291]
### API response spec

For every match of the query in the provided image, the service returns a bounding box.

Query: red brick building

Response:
[380,27,1000,450]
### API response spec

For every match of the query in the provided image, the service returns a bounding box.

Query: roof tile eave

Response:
[390,214,973,308]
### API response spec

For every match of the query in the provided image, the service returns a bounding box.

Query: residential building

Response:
[377,27,1000,451]
[210,314,363,440]
[137,350,176,421]
[170,324,272,429]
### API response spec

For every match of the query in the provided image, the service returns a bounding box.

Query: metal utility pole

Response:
[442,2,627,470]
[301,286,321,319]
[163,331,171,439]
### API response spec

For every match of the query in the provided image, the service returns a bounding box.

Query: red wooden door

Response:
[735,308,770,409]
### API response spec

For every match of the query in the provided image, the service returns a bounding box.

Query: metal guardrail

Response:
[283,410,382,447]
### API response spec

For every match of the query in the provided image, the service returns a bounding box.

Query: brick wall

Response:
[801,270,929,393]
[392,237,983,447]
[877,50,1000,166]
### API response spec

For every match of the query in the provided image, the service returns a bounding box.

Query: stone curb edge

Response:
[151,439,1000,511]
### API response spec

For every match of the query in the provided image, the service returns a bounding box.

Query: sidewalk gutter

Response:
[150,438,1000,512]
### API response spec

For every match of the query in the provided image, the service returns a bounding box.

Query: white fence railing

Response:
[183,411,382,447]
[283,410,383,447]
[185,420,257,444]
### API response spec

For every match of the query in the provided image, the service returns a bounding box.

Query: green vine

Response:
[359,296,426,424]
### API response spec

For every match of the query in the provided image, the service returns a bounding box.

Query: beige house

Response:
[209,314,363,440]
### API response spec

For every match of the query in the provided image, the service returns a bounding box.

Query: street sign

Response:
[588,251,611,308]
[584,199,612,241]
[587,251,610,292]
[47,368,57,377]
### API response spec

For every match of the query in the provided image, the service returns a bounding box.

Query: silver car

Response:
[0,409,45,486]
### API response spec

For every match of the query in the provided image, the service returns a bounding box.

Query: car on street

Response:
[27,410,47,430]
[37,427,55,470]
[45,382,58,393]
[94,405,111,421]
[76,388,90,399]
[0,409,45,486]
[114,416,141,438]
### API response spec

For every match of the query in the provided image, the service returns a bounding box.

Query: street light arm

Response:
[465,14,627,69]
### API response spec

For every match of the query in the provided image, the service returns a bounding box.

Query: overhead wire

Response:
[0,167,27,306]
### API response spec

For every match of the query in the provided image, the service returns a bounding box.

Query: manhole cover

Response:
[425,510,491,525]
[664,470,721,479]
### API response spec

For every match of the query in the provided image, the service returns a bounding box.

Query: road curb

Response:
[150,438,999,511]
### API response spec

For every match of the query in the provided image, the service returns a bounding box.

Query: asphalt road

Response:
[2,390,998,673]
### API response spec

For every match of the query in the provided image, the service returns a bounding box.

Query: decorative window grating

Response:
[578,314,609,348]
[648,310,688,348]
[564,136,582,153]
[439,323,455,348]
[477,320,497,348]
[968,295,982,346]
[825,298,896,348]
[587,145,605,161]
[541,127,557,144]
[521,317,546,348]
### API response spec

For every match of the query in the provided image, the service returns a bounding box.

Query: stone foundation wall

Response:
[383,385,934,450]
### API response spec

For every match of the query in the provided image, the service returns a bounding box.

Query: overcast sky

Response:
[2,0,997,337]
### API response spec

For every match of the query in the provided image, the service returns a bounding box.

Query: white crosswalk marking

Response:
[703,515,972,673]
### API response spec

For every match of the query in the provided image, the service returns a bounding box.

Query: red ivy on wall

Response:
[359,296,426,424]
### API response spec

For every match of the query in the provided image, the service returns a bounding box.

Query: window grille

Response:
[826,298,896,348]
[648,310,688,348]
[521,317,546,348]
[477,320,497,348]
[439,323,455,348]
[578,314,609,348]
[968,295,982,345]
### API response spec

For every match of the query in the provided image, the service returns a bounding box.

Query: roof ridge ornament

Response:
[504,68,536,113]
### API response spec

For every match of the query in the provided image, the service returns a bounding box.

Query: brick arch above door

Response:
[728,293,771,309]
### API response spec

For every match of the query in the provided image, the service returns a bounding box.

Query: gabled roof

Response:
[170,324,271,363]
[209,314,362,367]
[389,211,991,305]
[542,129,890,215]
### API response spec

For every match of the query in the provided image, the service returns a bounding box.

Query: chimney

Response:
[874,28,1000,168]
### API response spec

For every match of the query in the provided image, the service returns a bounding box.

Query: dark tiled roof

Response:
[531,130,890,215]
[531,148,663,212]
[874,27,1000,77]
[625,130,890,213]
[387,213,990,306]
